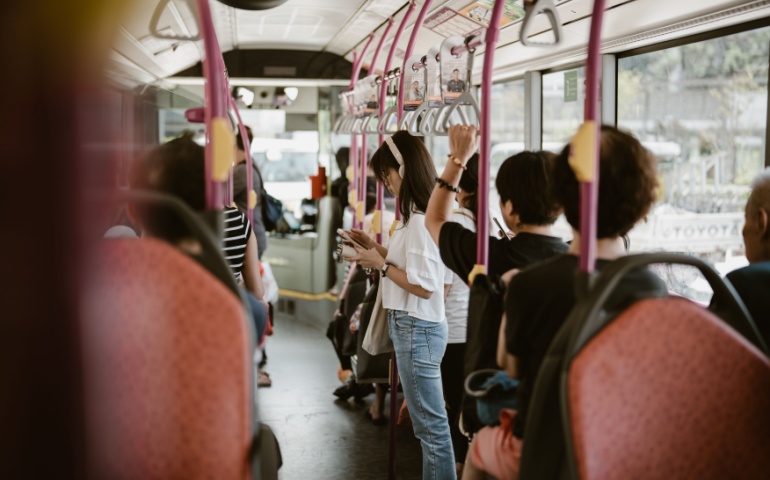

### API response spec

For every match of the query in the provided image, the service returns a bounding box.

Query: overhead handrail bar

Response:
[150,0,201,41]
[471,0,507,279]
[520,0,564,47]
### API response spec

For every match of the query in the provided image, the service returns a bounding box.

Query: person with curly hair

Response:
[461,125,667,480]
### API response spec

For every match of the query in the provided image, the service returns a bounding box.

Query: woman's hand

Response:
[346,228,376,250]
[349,243,386,271]
[448,124,479,163]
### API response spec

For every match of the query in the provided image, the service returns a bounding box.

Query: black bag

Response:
[461,273,506,436]
[253,164,283,232]
[326,267,368,358]
[261,192,283,232]
[355,274,390,383]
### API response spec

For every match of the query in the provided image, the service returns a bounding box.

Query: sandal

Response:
[257,370,272,388]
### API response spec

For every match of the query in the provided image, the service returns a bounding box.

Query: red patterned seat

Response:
[568,297,770,480]
[82,238,254,480]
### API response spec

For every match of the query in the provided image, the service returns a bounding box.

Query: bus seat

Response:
[83,238,254,480]
[567,297,770,479]
[519,253,769,480]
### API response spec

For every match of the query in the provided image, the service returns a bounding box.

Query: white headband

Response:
[384,136,405,178]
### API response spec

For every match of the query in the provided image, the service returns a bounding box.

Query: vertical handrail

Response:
[228,96,254,225]
[350,35,375,229]
[359,21,395,232]
[578,0,606,275]
[197,0,227,210]
[375,7,417,480]
[378,3,416,245]
[474,0,507,276]
[397,0,436,122]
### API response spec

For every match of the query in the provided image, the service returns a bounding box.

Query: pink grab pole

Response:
[378,2,416,246]
[360,20,394,233]
[374,7,417,480]
[391,0,435,223]
[350,36,375,230]
[228,96,254,225]
[196,0,227,210]
[476,1,507,270]
[579,0,606,274]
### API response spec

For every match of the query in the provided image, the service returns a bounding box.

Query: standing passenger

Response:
[440,154,480,478]
[426,125,568,283]
[460,125,666,480]
[347,131,456,479]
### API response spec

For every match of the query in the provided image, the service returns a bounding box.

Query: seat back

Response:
[83,238,253,480]
[568,297,770,479]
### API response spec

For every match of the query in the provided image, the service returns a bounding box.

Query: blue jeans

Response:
[389,310,456,480]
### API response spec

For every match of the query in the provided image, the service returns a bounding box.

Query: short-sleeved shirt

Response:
[505,254,667,438]
[223,206,252,279]
[383,213,446,322]
[443,209,476,343]
[438,222,569,280]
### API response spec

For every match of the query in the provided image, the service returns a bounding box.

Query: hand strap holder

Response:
[520,0,563,47]
[150,0,201,41]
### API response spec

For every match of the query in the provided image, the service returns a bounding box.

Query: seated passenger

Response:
[461,125,667,480]
[129,135,269,346]
[721,167,770,347]
[426,125,569,280]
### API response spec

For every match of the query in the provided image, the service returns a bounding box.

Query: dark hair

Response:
[452,69,459,73]
[495,150,560,226]
[458,153,479,220]
[335,147,350,172]
[129,136,205,242]
[235,125,253,152]
[370,130,436,224]
[552,125,658,238]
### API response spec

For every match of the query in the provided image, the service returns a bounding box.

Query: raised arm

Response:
[425,124,479,244]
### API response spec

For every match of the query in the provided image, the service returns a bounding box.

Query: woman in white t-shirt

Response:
[441,154,478,478]
[347,131,456,480]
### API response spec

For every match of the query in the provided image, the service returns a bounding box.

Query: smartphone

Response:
[337,228,365,248]
[493,217,511,241]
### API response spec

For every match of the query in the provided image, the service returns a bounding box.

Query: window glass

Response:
[542,67,585,151]
[618,26,770,299]
[488,80,526,223]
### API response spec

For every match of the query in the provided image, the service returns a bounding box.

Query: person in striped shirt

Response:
[129,134,268,343]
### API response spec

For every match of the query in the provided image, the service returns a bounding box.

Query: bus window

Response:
[618,25,770,293]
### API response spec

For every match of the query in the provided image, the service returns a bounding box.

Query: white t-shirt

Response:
[443,208,476,343]
[382,213,446,323]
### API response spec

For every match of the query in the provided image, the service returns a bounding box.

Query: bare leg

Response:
[461,444,486,480]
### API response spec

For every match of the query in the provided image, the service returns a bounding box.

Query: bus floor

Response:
[258,315,424,480]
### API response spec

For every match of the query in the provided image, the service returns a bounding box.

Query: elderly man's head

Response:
[743,167,770,263]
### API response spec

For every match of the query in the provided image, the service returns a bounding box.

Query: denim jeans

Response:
[389,310,456,480]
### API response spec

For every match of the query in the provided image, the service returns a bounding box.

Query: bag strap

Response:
[249,162,269,199]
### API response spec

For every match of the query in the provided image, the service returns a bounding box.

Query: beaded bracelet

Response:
[435,177,461,194]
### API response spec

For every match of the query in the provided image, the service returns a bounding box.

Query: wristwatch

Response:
[381,263,391,277]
